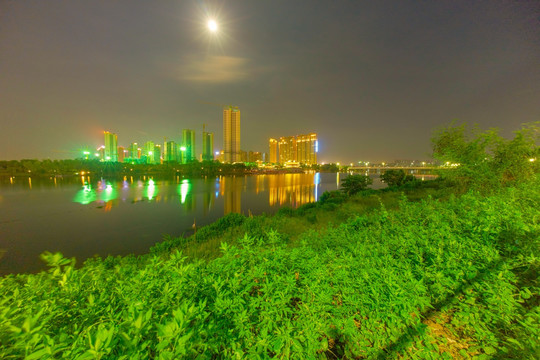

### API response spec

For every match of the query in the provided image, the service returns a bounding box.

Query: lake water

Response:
[1,172,393,275]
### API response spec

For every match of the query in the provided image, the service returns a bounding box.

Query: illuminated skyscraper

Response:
[223,106,241,163]
[182,129,196,163]
[278,136,296,164]
[104,131,118,162]
[129,143,139,159]
[144,141,155,164]
[240,150,247,162]
[202,127,214,161]
[163,141,177,162]
[153,145,162,164]
[269,138,278,163]
[248,151,262,163]
[296,133,318,165]
[117,146,125,163]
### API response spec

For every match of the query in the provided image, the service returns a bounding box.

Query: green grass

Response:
[149,180,451,263]
[0,179,538,359]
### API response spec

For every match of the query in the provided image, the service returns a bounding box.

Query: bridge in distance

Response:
[347,166,438,175]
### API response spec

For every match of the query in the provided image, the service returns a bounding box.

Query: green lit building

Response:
[202,129,214,161]
[182,129,196,163]
[164,141,178,162]
[143,141,155,164]
[129,143,139,160]
[153,144,162,164]
[104,131,118,162]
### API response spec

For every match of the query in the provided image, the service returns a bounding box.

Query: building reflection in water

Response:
[222,176,242,215]
[73,178,119,210]
[202,177,216,215]
[268,173,318,208]
[178,179,195,210]
[71,173,323,214]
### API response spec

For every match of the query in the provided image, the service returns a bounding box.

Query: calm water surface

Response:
[0,173,389,275]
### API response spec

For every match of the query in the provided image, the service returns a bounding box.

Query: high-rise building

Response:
[104,131,118,162]
[182,129,196,163]
[202,125,214,161]
[296,133,318,165]
[144,141,155,164]
[248,151,262,163]
[269,138,278,163]
[240,150,247,163]
[223,106,241,163]
[278,136,296,164]
[163,141,178,162]
[117,146,125,163]
[153,145,162,164]
[129,143,139,160]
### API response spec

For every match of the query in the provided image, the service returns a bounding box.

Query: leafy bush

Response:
[380,169,417,187]
[432,121,539,191]
[340,174,373,195]
[276,206,295,217]
[319,190,347,205]
[295,201,318,215]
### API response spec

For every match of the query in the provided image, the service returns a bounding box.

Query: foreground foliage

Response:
[431,121,539,191]
[0,178,538,359]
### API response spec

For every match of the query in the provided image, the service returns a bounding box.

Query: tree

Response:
[380,169,416,187]
[431,121,539,190]
[340,174,373,195]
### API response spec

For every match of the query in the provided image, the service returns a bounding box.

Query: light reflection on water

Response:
[0,173,409,275]
[70,173,350,215]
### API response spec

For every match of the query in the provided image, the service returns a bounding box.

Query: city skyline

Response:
[0,1,538,163]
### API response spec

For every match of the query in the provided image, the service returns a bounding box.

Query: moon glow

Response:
[208,20,218,32]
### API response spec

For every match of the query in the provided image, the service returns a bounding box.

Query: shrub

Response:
[340,174,373,195]
[432,121,539,191]
[319,190,347,204]
[380,169,416,187]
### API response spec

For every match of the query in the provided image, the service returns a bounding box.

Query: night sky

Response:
[1,0,538,163]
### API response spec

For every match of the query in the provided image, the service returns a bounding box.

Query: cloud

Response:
[178,55,250,83]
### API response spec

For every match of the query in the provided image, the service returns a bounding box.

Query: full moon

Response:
[208,20,218,32]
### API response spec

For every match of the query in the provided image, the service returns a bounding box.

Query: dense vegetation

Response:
[0,123,538,359]
[380,170,416,187]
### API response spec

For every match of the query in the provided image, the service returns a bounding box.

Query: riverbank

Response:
[1,177,537,358]
[0,159,336,178]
